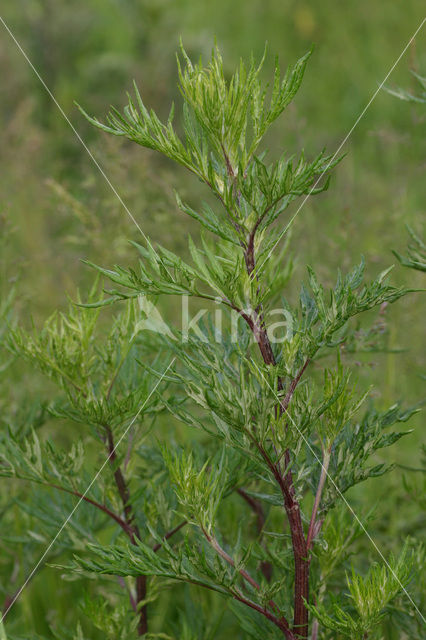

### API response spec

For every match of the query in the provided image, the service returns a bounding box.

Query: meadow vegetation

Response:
[0,2,424,638]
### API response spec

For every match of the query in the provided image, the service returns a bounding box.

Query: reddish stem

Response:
[247,311,310,638]
[201,527,295,639]
[254,441,309,638]
[282,451,309,638]
[237,488,273,582]
[48,482,134,538]
[104,425,147,635]
[152,520,188,552]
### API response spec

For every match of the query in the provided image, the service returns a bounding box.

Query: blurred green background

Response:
[0,0,424,637]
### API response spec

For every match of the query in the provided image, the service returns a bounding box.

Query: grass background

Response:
[0,1,424,637]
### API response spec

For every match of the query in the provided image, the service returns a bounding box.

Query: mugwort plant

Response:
[1,44,424,640]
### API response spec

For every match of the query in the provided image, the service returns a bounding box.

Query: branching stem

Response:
[239,214,311,636]
[48,482,134,537]
[152,521,188,552]
[201,527,295,639]
[104,424,146,635]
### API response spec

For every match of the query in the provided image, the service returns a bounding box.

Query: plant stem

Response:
[249,321,310,638]
[306,448,331,550]
[237,488,272,581]
[47,482,134,538]
[281,450,309,638]
[201,527,295,638]
[233,591,297,640]
[280,360,311,413]
[104,424,147,635]
[105,426,135,533]
[235,184,312,637]
[152,520,188,552]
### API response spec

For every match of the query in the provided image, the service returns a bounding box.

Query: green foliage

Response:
[298,259,409,358]
[393,225,426,273]
[79,595,140,639]
[320,403,417,509]
[162,448,227,533]
[7,289,165,429]
[1,41,423,640]
[386,70,426,104]
[79,44,312,183]
[79,44,336,264]
[308,544,416,637]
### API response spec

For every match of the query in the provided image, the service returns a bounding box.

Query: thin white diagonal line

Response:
[0,15,176,622]
[0,358,175,622]
[2,8,425,626]
[251,359,425,623]
[0,14,160,257]
[258,17,426,275]
[3,11,424,278]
